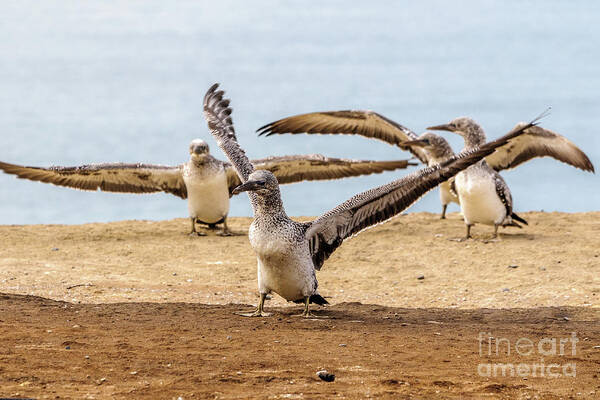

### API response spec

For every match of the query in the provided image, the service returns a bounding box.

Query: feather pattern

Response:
[305,120,541,269]
[0,161,187,198]
[484,124,594,172]
[257,110,429,163]
[224,155,414,192]
[204,83,254,183]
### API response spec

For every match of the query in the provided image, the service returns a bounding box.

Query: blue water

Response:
[0,1,598,224]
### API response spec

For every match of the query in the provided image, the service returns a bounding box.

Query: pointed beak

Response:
[427,123,453,132]
[232,180,262,195]
[401,139,428,147]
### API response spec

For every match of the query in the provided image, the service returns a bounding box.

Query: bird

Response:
[205,83,541,317]
[427,116,594,239]
[0,140,416,236]
[257,110,594,220]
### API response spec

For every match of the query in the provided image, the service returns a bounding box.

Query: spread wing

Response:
[305,118,542,270]
[257,110,429,163]
[204,83,254,185]
[485,124,595,172]
[224,155,415,193]
[0,161,187,198]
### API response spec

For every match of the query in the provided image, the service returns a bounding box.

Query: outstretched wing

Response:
[305,118,542,270]
[0,161,187,198]
[224,155,415,193]
[485,124,594,172]
[257,110,429,163]
[203,83,254,184]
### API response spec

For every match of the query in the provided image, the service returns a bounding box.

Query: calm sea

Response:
[1,0,598,224]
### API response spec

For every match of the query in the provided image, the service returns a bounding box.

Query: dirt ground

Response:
[1,212,599,399]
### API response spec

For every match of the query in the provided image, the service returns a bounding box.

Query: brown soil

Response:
[1,212,599,399]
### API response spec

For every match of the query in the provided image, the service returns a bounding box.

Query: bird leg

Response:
[217,219,235,237]
[440,204,448,219]
[235,293,271,317]
[189,217,206,236]
[461,224,473,241]
[292,296,314,318]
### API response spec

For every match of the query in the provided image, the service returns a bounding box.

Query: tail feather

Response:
[293,294,329,306]
[511,212,528,225]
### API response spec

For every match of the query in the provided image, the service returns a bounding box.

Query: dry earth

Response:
[1,212,599,399]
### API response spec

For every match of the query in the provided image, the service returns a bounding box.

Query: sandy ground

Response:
[1,212,599,399]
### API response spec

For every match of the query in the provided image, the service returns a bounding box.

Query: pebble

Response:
[51,247,59,251]
[502,288,510,292]
[316,370,335,382]
[540,267,547,271]
[226,336,232,340]
[65,346,71,350]
[417,275,425,280]
[339,343,347,347]
[508,265,519,269]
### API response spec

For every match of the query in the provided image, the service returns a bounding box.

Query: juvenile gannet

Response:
[0,142,415,236]
[257,110,594,219]
[206,83,540,316]
[427,116,594,239]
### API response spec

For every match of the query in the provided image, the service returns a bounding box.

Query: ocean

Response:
[1,0,598,224]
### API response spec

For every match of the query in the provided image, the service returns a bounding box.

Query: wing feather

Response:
[306,118,542,270]
[224,155,415,193]
[0,161,187,198]
[485,124,595,172]
[204,83,254,183]
[257,110,429,163]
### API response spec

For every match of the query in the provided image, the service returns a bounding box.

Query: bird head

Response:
[427,117,485,148]
[189,139,210,160]
[232,170,279,195]
[401,132,454,160]
[427,117,477,137]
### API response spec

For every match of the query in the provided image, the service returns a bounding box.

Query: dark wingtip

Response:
[309,294,329,306]
[256,122,274,135]
[511,212,528,225]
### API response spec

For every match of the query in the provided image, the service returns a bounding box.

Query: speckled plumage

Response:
[204,83,539,315]
[258,110,594,221]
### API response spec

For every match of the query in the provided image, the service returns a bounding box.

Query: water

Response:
[0,1,598,224]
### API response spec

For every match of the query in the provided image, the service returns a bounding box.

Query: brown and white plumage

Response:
[206,83,540,316]
[484,124,594,173]
[0,161,188,198]
[225,155,414,190]
[257,110,429,163]
[259,111,595,222]
[1,137,412,236]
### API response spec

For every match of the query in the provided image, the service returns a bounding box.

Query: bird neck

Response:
[249,190,289,221]
[462,124,486,149]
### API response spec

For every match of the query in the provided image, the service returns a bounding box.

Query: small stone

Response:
[502,288,510,292]
[316,370,335,382]
[540,267,546,271]
[172,273,177,276]
[339,343,347,347]
[85,355,90,359]
[226,335,232,340]
[72,324,80,328]
[51,247,59,251]
[593,345,600,349]
[508,265,518,269]
[65,346,71,350]
[417,275,425,280]
[130,371,137,375]
[563,316,570,321]
[186,279,193,282]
